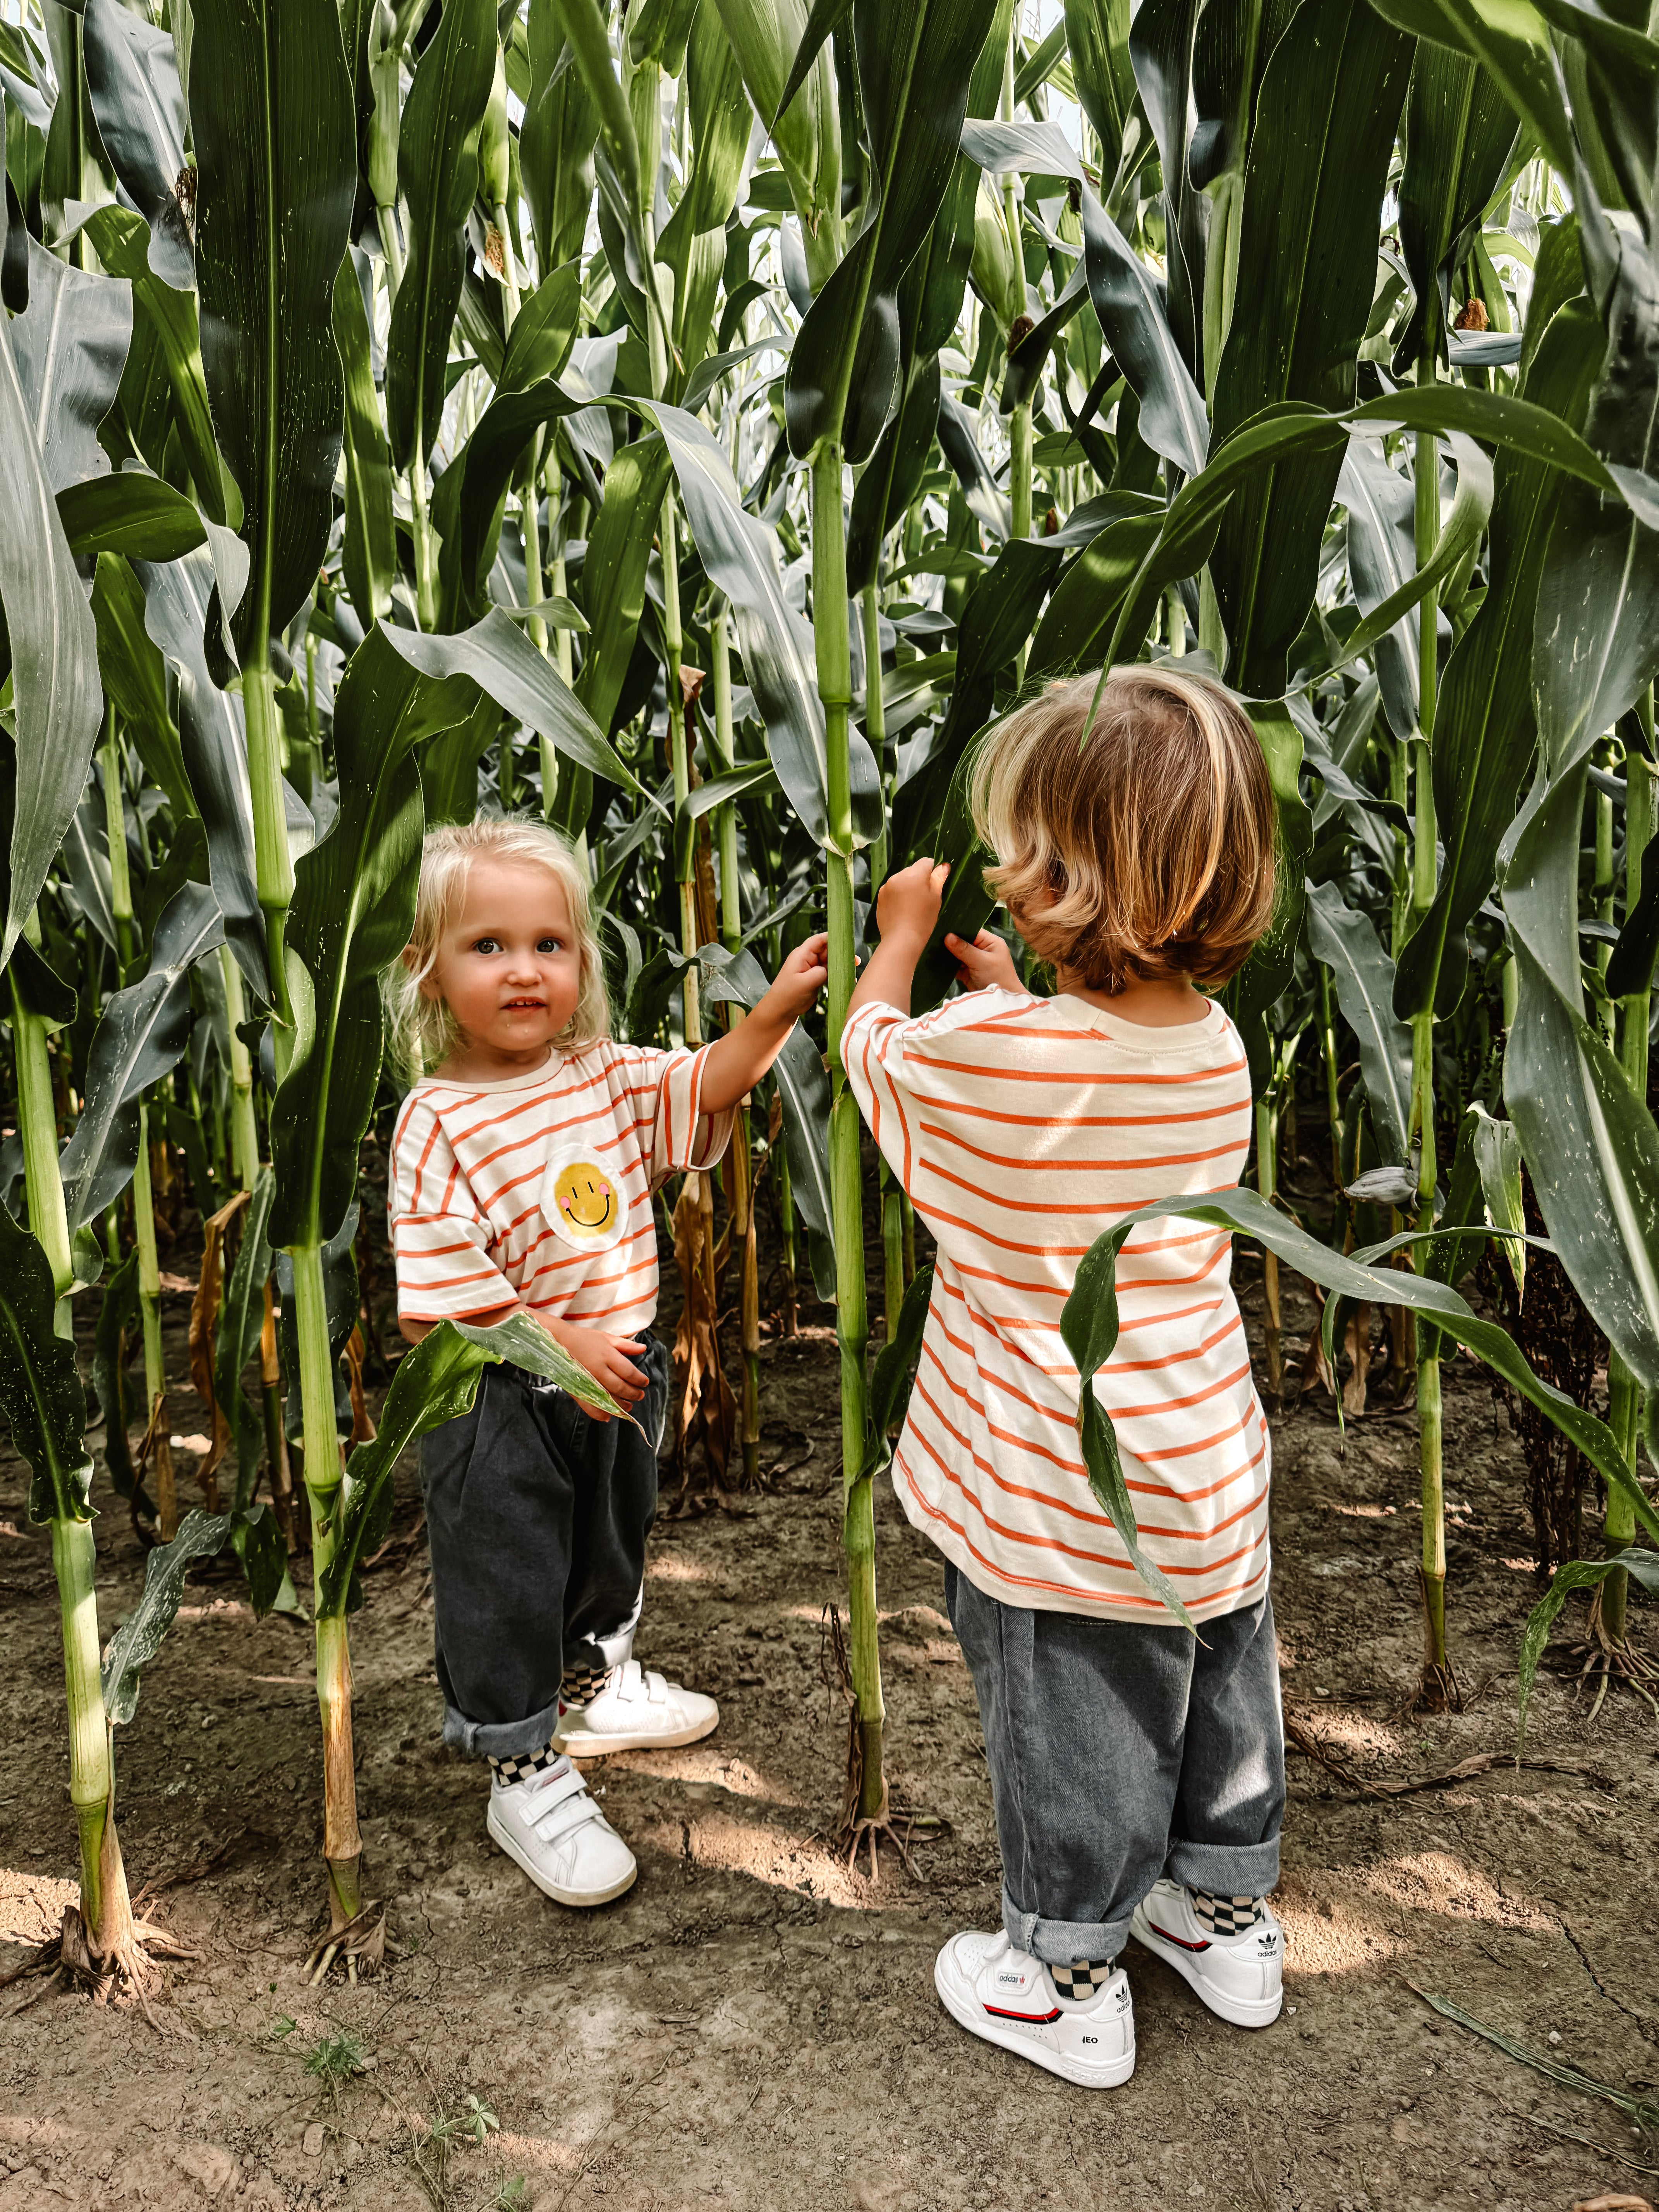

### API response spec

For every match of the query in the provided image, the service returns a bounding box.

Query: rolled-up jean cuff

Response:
[1166,1836,1282,1898]
[441,1695,563,1763]
[1003,1886,1134,1968]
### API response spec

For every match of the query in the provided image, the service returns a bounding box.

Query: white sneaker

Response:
[933,1930,1135,2089]
[486,1762,637,1907]
[551,1659,718,1757]
[1130,1878,1284,2028]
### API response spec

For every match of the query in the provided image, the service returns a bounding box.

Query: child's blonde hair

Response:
[969,665,1276,994]
[385,817,610,1078]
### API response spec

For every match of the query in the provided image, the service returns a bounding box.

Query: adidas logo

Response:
[1257,1934,1279,1954]
[996,1972,1023,1985]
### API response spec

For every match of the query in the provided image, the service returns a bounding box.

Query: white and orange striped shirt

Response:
[388,1041,732,1333]
[844,989,1269,1623]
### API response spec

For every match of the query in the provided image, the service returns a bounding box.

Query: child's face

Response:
[419,859,583,1067]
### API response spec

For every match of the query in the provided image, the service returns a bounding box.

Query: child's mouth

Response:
[503,998,545,1011]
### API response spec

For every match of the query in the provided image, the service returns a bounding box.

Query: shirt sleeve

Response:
[388,1092,514,1321]
[843,989,1032,1199]
[622,1041,735,1190]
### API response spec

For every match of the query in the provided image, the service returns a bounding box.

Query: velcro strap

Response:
[533,1783,603,1848]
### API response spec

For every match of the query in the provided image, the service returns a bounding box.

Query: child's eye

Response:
[472,936,501,955]
[537,936,563,954]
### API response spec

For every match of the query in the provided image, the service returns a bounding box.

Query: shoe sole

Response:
[551,1706,720,1759]
[1129,1911,1283,2028]
[934,1956,1134,2089]
[486,1802,638,1909]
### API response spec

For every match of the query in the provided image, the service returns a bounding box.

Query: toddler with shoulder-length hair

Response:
[843,664,1283,2089]
[385,816,826,1908]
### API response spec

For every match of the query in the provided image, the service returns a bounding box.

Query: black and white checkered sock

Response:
[1188,1889,1264,1936]
[489,1739,566,1789]
[560,1657,615,1709]
[1049,1957,1116,2006]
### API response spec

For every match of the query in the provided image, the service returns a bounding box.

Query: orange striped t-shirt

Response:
[844,988,1269,1624]
[388,1041,732,1333]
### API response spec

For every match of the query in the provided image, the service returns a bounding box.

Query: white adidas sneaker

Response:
[486,1762,637,1908]
[1129,1878,1284,2028]
[551,1659,718,1757]
[934,1930,1135,2089]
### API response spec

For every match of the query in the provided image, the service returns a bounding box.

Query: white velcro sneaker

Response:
[486,1762,636,1908]
[552,1658,718,1757]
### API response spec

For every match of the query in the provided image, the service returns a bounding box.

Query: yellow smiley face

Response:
[553,1161,620,1238]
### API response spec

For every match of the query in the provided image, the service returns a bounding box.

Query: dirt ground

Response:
[2,1230,1657,2212]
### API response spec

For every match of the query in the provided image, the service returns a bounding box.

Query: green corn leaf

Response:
[1078,184,1208,478]
[713,0,843,276]
[576,429,675,737]
[332,248,395,628]
[101,1506,236,1724]
[82,204,233,527]
[91,1246,145,1515]
[658,6,751,375]
[317,1312,629,1619]
[0,1199,93,1527]
[1026,508,1164,678]
[1306,879,1413,1166]
[1393,302,1601,1020]
[1131,0,1206,392]
[215,1164,277,1515]
[1065,0,1136,185]
[522,0,599,275]
[58,881,225,1233]
[1208,0,1413,696]
[783,0,1001,463]
[57,469,205,562]
[1516,1548,1659,1748]
[385,0,496,476]
[861,1262,935,1477]
[1362,0,1573,174]
[9,235,133,497]
[82,0,193,291]
[190,0,355,651]
[0,246,106,972]
[133,548,267,999]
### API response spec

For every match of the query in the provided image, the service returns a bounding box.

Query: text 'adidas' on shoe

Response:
[1129,1877,1284,2028]
[933,1930,1135,2089]
[486,1760,637,1908]
[551,1659,718,1757]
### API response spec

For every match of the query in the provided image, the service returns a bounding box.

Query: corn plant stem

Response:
[10,970,74,1321]
[260,1280,298,1551]
[1318,960,1343,1194]
[1606,740,1654,1638]
[293,1239,362,1920]
[101,706,134,978]
[410,422,437,631]
[710,600,759,1474]
[218,945,261,1195]
[53,1516,133,1959]
[132,1099,176,1541]
[1412,357,1448,1693]
[813,441,884,1820]
[664,497,700,1044]
[1254,1099,1281,1404]
[776,1140,798,1335]
[861,583,888,886]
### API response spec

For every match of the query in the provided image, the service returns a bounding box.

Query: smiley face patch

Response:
[540,1148,627,1253]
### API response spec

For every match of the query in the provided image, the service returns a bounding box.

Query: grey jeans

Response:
[945,1562,1285,1965]
[419,1335,670,1761]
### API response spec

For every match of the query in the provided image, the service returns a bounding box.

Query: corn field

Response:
[0,0,1656,2007]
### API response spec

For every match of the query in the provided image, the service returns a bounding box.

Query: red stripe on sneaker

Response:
[1148,1922,1211,1953]
[983,2003,1063,2024]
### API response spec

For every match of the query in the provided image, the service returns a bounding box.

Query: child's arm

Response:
[848,860,1025,1018]
[696,932,830,1113]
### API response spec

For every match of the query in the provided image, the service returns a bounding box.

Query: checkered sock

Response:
[1188,1889,1264,1936]
[1048,1957,1116,2007]
[488,1739,567,1789]
[560,1657,615,1709]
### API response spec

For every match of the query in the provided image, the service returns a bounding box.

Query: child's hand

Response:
[764,932,830,1021]
[876,858,950,944]
[548,1321,648,1423]
[945,928,1022,993]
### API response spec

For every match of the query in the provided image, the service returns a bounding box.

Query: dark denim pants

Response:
[419,1335,670,1762]
[945,1561,1285,1965]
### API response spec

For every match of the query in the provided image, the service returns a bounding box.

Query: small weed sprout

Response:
[302,2030,368,2087]
[492,2178,531,2211]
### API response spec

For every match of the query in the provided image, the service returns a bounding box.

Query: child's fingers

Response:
[929,861,951,896]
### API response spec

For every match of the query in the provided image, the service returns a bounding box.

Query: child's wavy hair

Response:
[385,817,610,1079]
[969,665,1276,994]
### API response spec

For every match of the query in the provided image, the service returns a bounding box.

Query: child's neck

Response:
[433,1035,557,1083]
[1054,968,1208,1029]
